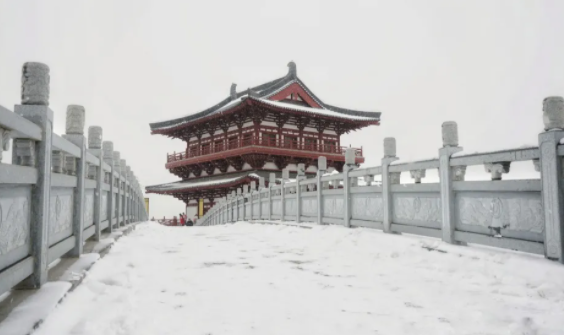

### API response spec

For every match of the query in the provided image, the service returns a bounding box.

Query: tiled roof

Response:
[146,172,261,193]
[149,62,381,132]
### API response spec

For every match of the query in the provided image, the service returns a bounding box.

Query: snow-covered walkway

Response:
[35,222,564,335]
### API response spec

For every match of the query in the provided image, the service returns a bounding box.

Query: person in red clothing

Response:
[179,213,185,226]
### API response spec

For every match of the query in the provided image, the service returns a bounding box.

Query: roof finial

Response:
[246,88,258,98]
[287,61,297,78]
[230,83,237,100]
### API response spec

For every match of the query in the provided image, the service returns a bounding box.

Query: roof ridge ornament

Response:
[247,88,258,98]
[230,83,237,100]
[287,61,296,78]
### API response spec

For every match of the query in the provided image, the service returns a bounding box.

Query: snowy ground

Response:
[33,221,564,335]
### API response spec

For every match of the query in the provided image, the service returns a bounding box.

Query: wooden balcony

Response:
[165,137,364,169]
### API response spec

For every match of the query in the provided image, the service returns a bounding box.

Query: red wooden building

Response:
[146,62,381,216]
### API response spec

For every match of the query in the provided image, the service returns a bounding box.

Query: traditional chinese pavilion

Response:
[146,62,381,216]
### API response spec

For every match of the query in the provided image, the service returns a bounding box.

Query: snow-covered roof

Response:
[149,62,381,132]
[146,172,260,193]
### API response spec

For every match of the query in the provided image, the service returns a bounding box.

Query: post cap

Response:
[442,121,458,147]
[317,156,327,171]
[297,163,306,175]
[543,96,564,130]
[345,148,355,165]
[88,126,103,149]
[21,62,50,106]
[383,137,396,157]
[282,168,290,180]
[66,105,86,135]
[259,177,265,188]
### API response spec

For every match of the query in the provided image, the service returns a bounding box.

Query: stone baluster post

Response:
[296,163,305,223]
[281,168,289,220]
[63,105,86,256]
[14,62,52,288]
[125,165,131,224]
[119,159,126,225]
[269,173,275,221]
[113,151,121,228]
[259,177,265,219]
[317,156,327,225]
[0,126,10,163]
[539,96,564,262]
[382,138,399,233]
[242,187,247,220]
[343,148,356,228]
[88,126,103,240]
[250,181,256,220]
[235,188,239,221]
[103,141,114,232]
[439,121,463,244]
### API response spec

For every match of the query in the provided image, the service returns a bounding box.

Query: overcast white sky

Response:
[1,0,563,217]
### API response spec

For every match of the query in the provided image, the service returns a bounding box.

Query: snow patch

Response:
[0,282,71,335]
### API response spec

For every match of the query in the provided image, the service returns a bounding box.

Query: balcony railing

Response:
[167,137,363,163]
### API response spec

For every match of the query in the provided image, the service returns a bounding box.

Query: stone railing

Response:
[197,96,564,264]
[0,62,148,295]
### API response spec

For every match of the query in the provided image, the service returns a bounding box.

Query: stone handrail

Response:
[197,96,564,264]
[0,62,148,295]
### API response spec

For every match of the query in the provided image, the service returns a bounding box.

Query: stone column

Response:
[250,181,256,220]
[241,187,246,220]
[62,105,86,256]
[103,141,114,232]
[281,168,289,220]
[439,121,463,244]
[88,126,103,240]
[343,148,356,227]
[382,138,398,233]
[259,177,265,219]
[269,173,275,221]
[119,159,126,225]
[113,151,121,228]
[539,96,564,262]
[15,62,52,288]
[296,163,305,223]
[316,157,327,225]
[125,165,131,224]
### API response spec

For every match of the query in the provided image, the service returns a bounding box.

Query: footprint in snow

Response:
[404,302,423,309]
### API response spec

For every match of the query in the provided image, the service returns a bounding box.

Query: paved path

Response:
[35,222,564,335]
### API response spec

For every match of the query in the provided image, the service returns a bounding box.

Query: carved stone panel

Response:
[253,203,260,216]
[49,188,74,246]
[393,193,441,228]
[0,187,30,260]
[84,190,94,227]
[285,198,297,216]
[323,195,344,218]
[456,191,544,241]
[238,206,244,219]
[101,191,108,221]
[301,198,317,216]
[272,200,282,215]
[351,194,383,222]
[261,201,268,215]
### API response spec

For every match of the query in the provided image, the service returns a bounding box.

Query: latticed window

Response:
[305,138,317,151]
[201,143,210,155]
[228,136,238,149]
[214,140,223,152]
[284,135,297,149]
[243,133,253,146]
[262,133,276,146]
[324,140,336,153]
